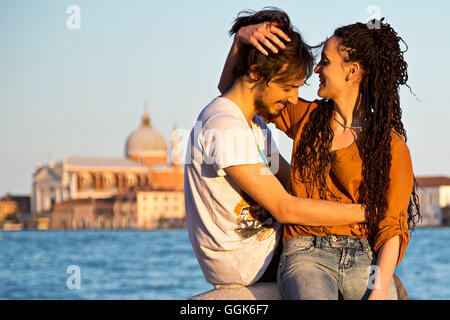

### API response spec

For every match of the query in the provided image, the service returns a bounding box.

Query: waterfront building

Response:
[136,188,185,229]
[31,157,152,213]
[442,206,450,226]
[30,107,185,229]
[49,187,184,230]
[0,194,31,229]
[416,176,450,227]
[51,198,115,229]
[0,195,19,225]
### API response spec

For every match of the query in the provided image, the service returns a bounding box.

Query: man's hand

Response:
[235,22,291,56]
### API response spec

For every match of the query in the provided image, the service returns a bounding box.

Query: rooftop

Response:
[54,197,116,207]
[65,157,149,169]
[416,176,450,187]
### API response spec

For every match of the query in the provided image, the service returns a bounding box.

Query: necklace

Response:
[334,117,362,130]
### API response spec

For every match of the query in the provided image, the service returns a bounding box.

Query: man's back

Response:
[184,96,281,287]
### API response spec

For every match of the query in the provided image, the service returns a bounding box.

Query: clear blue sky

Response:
[1,0,449,195]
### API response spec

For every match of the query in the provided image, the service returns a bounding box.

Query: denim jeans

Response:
[277,235,398,300]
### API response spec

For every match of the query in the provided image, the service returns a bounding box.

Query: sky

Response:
[1,0,449,196]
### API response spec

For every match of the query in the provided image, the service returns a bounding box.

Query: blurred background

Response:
[1,0,449,195]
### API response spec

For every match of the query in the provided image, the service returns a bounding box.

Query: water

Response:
[0,229,213,299]
[0,228,448,300]
[396,228,450,300]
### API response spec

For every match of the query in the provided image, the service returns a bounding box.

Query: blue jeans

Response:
[277,235,398,300]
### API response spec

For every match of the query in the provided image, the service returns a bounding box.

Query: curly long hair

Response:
[292,19,421,237]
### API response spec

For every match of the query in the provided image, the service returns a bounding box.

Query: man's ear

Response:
[249,64,262,81]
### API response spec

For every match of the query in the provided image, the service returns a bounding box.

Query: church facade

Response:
[31,109,184,229]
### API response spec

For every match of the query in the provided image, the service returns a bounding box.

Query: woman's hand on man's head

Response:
[235,22,291,56]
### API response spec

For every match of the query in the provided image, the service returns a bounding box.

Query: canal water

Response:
[0,228,448,299]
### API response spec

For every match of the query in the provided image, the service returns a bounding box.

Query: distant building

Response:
[113,190,137,229]
[0,195,19,225]
[30,107,185,230]
[416,176,450,227]
[31,157,151,213]
[49,187,185,230]
[0,194,31,229]
[136,189,185,229]
[51,198,115,230]
[442,206,450,226]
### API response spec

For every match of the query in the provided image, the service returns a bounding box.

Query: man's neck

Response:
[221,78,257,127]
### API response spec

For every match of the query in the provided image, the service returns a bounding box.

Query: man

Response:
[184,9,366,288]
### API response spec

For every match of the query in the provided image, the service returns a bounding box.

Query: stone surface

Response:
[189,282,281,300]
[190,274,409,300]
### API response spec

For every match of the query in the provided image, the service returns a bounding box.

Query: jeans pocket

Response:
[279,238,315,265]
[363,248,376,264]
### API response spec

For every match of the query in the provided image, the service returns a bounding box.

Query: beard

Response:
[254,97,282,120]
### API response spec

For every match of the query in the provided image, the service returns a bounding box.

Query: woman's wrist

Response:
[368,288,389,300]
[233,31,245,49]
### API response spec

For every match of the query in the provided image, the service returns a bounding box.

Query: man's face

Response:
[253,78,304,118]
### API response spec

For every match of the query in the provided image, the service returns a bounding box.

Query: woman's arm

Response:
[218,22,289,94]
[218,37,242,94]
[368,236,400,300]
[373,138,413,269]
[369,138,415,300]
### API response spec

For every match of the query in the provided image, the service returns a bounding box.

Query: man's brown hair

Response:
[229,8,314,85]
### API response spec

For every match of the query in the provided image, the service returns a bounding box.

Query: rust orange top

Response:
[272,98,413,265]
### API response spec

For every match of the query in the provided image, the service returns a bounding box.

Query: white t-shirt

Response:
[184,96,282,287]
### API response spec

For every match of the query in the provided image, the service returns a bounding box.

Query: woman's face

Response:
[314,36,350,100]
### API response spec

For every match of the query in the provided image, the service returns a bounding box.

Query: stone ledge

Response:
[189,274,409,300]
[189,282,281,300]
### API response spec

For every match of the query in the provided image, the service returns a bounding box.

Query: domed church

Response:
[31,106,185,230]
[126,111,168,166]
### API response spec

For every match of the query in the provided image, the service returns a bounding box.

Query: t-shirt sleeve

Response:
[373,136,414,266]
[199,113,263,174]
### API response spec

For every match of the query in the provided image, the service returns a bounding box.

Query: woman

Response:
[219,15,421,299]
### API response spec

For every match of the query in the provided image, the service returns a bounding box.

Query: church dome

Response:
[125,111,167,158]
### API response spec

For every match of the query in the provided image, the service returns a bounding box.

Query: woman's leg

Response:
[277,237,339,300]
[340,239,398,300]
